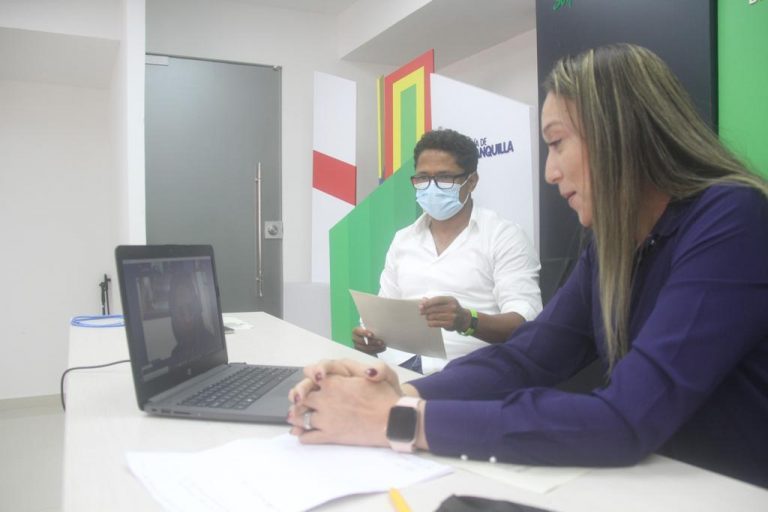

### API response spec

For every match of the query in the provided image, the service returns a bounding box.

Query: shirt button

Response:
[489,456,497,464]
[460,454,468,461]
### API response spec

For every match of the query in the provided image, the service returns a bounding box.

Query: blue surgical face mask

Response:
[416,177,470,221]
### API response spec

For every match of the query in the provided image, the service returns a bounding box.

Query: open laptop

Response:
[115,244,303,423]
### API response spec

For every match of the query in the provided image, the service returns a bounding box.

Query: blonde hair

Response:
[543,43,768,371]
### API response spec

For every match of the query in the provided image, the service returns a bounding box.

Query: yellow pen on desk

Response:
[389,488,412,512]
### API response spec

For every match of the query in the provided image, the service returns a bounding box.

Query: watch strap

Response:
[459,308,478,336]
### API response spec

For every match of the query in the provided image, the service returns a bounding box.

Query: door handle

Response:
[255,162,264,298]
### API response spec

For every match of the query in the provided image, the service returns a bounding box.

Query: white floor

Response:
[0,396,63,512]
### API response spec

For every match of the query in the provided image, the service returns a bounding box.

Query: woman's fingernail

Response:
[315,372,323,382]
[293,393,300,404]
[365,368,378,377]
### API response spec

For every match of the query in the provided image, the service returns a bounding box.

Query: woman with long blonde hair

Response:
[288,44,768,488]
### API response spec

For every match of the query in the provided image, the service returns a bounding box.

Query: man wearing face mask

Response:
[353,128,542,374]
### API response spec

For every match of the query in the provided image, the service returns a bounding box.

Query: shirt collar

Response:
[649,195,696,240]
[413,212,431,233]
[462,202,480,233]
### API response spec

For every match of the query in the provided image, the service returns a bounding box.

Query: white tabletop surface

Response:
[63,312,768,511]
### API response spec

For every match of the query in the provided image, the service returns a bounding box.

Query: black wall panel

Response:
[535,0,717,304]
[534,0,716,391]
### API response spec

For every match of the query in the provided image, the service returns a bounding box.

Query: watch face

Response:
[387,405,417,441]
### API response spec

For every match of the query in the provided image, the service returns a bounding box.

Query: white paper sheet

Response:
[350,289,446,358]
[126,434,452,512]
[447,457,588,494]
[222,316,253,331]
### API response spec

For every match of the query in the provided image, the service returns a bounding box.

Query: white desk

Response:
[64,312,768,511]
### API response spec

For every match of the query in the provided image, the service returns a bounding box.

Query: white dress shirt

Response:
[377,206,542,374]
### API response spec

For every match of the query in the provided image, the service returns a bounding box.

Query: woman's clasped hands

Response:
[286,359,404,446]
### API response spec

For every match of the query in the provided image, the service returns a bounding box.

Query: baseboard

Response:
[0,394,60,412]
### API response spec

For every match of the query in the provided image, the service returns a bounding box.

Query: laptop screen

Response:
[116,245,229,406]
[120,255,225,383]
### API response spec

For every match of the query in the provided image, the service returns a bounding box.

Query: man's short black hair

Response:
[413,128,479,173]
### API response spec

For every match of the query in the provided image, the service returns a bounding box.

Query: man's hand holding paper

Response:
[350,290,447,359]
[419,295,472,332]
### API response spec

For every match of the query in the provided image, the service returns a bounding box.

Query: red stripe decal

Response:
[313,151,357,205]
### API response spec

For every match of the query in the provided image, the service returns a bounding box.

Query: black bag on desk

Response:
[436,495,555,512]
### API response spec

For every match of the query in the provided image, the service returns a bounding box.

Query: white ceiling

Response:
[227,0,358,15]
[232,0,536,67]
[342,0,536,67]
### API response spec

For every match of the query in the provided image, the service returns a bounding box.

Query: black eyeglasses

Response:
[410,172,472,190]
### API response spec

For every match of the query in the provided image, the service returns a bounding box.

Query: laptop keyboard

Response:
[180,366,296,410]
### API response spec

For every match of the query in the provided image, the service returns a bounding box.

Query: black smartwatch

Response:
[386,397,420,452]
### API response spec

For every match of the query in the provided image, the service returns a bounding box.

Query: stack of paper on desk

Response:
[350,289,447,358]
[126,434,452,512]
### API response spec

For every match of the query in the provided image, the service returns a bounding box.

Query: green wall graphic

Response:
[718,1,768,177]
[329,160,421,345]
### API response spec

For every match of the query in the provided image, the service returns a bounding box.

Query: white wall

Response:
[440,29,539,110]
[0,80,115,398]
[0,0,143,400]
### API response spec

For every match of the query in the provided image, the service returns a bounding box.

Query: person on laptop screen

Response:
[168,270,219,364]
[352,128,542,374]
